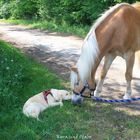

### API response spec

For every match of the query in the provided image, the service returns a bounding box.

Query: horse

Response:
[70,3,140,104]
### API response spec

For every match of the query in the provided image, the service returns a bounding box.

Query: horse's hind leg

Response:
[123,52,135,99]
[94,53,116,97]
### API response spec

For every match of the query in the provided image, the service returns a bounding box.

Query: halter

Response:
[73,81,96,98]
[73,83,140,103]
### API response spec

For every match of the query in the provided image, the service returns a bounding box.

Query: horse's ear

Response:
[71,66,78,73]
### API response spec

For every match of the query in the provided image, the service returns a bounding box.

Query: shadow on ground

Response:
[22,45,79,80]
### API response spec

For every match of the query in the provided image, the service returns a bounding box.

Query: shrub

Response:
[4,0,39,19]
[0,2,11,19]
[0,0,137,24]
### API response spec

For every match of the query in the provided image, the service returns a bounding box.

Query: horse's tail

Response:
[133,3,140,67]
[136,51,140,68]
[132,2,140,12]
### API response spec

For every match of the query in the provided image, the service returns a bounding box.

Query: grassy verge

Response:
[1,40,140,140]
[0,19,90,38]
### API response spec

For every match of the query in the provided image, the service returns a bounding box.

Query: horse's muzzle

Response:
[71,94,84,104]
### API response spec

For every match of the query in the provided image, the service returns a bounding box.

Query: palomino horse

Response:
[71,3,140,103]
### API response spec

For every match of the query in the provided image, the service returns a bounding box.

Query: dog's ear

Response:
[71,66,78,73]
[52,89,62,101]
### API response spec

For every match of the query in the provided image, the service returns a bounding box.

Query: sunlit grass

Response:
[0,19,89,38]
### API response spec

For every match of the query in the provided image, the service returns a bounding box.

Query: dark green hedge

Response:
[0,0,137,25]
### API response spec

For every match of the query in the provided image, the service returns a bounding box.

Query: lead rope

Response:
[92,96,140,103]
[73,82,140,103]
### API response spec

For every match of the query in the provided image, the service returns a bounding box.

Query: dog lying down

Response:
[23,89,72,119]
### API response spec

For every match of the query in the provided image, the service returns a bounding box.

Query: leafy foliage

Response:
[11,0,39,19]
[0,0,136,25]
[0,2,11,19]
[0,0,138,25]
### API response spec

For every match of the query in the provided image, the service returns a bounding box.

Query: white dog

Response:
[23,89,71,119]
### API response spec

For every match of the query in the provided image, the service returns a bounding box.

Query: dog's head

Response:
[51,89,72,101]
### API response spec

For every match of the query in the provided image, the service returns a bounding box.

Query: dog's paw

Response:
[60,102,63,107]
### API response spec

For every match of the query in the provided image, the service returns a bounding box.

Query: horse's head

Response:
[70,66,96,104]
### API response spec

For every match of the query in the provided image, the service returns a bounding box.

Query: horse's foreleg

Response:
[123,52,135,99]
[94,54,116,97]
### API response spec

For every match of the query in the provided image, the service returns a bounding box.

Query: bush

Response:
[0,2,11,19]
[0,0,137,24]
[38,0,116,25]
[11,0,39,19]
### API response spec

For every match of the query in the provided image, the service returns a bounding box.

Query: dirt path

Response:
[0,23,83,80]
[0,22,140,115]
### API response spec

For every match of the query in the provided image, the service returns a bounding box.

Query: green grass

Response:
[0,19,89,38]
[1,39,140,140]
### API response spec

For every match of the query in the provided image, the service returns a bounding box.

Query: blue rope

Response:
[91,96,140,103]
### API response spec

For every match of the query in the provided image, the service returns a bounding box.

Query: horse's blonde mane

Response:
[84,3,129,43]
[93,3,129,29]
[133,2,140,12]
[71,3,130,85]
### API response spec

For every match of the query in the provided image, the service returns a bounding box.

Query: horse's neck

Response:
[91,51,104,80]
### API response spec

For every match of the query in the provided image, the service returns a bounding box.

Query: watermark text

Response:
[56,134,92,140]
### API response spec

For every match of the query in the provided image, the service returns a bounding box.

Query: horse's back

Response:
[96,3,140,53]
[120,4,140,50]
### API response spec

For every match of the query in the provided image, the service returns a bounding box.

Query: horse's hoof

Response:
[123,94,131,100]
[94,90,100,97]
